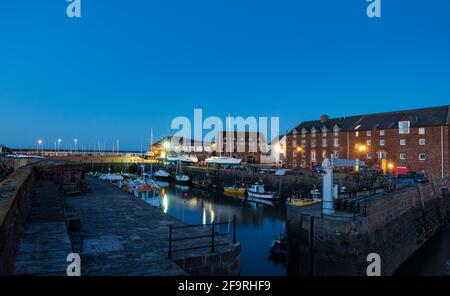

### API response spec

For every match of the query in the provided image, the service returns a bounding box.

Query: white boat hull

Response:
[205,157,242,165]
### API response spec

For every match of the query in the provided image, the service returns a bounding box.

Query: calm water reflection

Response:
[160,184,287,276]
[395,223,450,276]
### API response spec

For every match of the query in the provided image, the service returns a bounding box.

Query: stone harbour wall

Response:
[287,181,450,276]
[173,244,241,276]
[0,167,35,275]
[0,162,85,275]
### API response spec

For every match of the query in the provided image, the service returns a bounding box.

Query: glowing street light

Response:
[163,141,171,149]
[296,146,303,153]
[74,138,78,153]
[356,144,367,153]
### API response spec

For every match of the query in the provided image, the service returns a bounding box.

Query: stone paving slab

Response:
[13,181,72,275]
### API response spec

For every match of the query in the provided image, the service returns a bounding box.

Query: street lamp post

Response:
[37,139,43,155]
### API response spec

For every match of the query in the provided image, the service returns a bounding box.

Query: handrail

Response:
[168,215,237,259]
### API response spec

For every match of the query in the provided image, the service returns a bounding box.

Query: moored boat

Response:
[154,169,170,180]
[247,182,277,201]
[205,156,242,165]
[224,185,247,195]
[288,197,321,207]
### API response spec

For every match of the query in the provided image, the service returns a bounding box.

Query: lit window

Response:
[419,153,426,161]
[418,128,425,135]
[367,131,371,137]
[311,150,316,162]
[355,131,359,137]
[400,139,406,146]
[399,121,410,134]
[400,153,406,160]
[419,139,426,145]
[380,130,385,136]
[367,140,372,146]
[380,140,385,146]
[333,138,339,147]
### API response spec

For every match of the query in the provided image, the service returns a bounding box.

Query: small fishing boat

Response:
[175,174,190,183]
[247,182,276,200]
[288,197,321,207]
[154,169,170,180]
[224,185,247,195]
[175,160,190,184]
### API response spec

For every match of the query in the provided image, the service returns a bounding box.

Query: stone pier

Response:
[287,180,450,276]
[0,161,240,276]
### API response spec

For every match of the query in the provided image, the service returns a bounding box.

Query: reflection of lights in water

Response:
[202,208,206,225]
[210,209,215,224]
[162,194,168,213]
[161,188,166,195]
[189,198,197,209]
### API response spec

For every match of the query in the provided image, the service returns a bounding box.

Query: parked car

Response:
[414,173,429,183]
[313,165,325,174]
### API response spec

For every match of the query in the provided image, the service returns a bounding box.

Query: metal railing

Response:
[168,215,237,259]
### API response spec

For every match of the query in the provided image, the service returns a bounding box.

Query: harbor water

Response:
[395,223,450,276]
[159,184,287,276]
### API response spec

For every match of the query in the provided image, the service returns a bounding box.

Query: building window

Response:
[311,139,316,148]
[367,131,371,137]
[400,139,406,146]
[301,128,307,138]
[380,140,385,146]
[333,125,340,136]
[322,151,327,158]
[333,150,339,157]
[399,121,410,134]
[322,138,327,147]
[419,138,426,145]
[311,128,317,138]
[419,128,425,135]
[400,153,406,160]
[311,150,316,162]
[419,153,426,161]
[333,138,339,147]
[367,153,372,159]
[367,140,372,146]
[301,139,306,146]
[380,130,385,136]
[355,131,359,137]
[379,151,386,159]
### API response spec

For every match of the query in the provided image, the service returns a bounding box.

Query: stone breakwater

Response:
[287,180,450,276]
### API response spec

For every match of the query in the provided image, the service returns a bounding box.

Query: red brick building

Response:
[286,106,450,179]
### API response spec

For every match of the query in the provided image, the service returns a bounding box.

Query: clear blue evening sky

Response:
[1,0,449,150]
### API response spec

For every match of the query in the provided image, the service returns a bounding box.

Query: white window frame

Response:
[419,153,426,161]
[399,121,410,134]
[400,139,406,146]
[400,153,406,160]
[380,140,385,146]
[367,131,371,137]
[419,138,426,145]
[418,128,425,135]
[367,140,372,146]
[380,130,385,136]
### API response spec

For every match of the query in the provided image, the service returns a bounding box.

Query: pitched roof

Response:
[288,105,450,135]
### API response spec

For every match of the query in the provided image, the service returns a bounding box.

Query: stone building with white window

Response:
[285,106,450,179]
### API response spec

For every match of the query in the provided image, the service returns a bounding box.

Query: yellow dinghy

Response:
[288,197,321,207]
